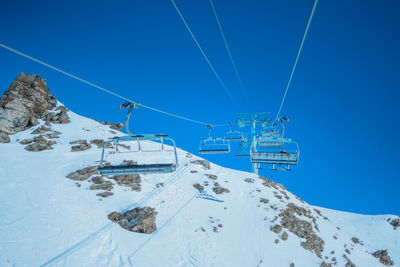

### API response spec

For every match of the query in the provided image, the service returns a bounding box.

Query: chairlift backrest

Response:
[98,134,179,175]
[199,138,230,154]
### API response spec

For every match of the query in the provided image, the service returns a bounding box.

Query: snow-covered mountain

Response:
[0,74,399,267]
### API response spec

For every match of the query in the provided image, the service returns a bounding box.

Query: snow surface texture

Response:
[0,103,399,267]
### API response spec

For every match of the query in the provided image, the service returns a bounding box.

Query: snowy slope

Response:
[0,104,399,267]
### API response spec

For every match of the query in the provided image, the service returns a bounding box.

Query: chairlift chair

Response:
[198,124,230,154]
[250,138,299,171]
[199,138,230,154]
[97,102,179,175]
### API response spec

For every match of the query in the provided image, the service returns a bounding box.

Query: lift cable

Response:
[273,0,319,122]
[0,42,229,127]
[170,0,239,107]
[209,0,250,106]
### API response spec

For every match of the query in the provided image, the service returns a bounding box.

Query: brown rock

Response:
[108,207,157,234]
[372,249,394,266]
[66,166,98,181]
[96,191,114,198]
[90,181,113,191]
[270,224,282,234]
[191,160,210,169]
[193,183,204,191]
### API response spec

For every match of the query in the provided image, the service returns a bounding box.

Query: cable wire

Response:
[209,0,250,106]
[170,0,239,107]
[0,42,229,127]
[273,0,319,122]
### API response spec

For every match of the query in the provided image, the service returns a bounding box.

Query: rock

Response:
[320,262,332,267]
[70,140,91,152]
[351,237,360,244]
[31,125,51,134]
[212,183,230,194]
[244,178,255,183]
[108,211,121,222]
[389,218,400,230]
[191,160,210,169]
[91,176,105,184]
[193,183,204,191]
[372,249,394,266]
[90,181,113,191]
[131,183,141,192]
[69,140,87,145]
[96,191,114,198]
[259,198,269,204]
[0,131,10,143]
[282,231,288,241]
[205,174,217,180]
[108,207,157,234]
[22,135,56,151]
[270,224,282,234]
[90,139,113,148]
[44,106,70,124]
[0,73,58,135]
[190,170,198,173]
[66,166,98,181]
[110,174,141,186]
[279,203,324,258]
[45,131,61,139]
[97,120,124,131]
[274,239,279,244]
[343,254,355,267]
[217,224,223,228]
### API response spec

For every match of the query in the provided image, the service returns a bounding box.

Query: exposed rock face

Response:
[93,119,124,131]
[372,249,394,266]
[90,181,113,191]
[0,73,65,141]
[279,203,325,258]
[108,207,157,234]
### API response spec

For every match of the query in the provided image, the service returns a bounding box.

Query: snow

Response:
[0,104,399,267]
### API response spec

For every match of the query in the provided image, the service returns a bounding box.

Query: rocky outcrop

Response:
[108,207,157,234]
[279,203,324,258]
[19,135,56,151]
[389,218,399,230]
[0,73,68,142]
[93,119,124,131]
[70,140,91,152]
[193,183,204,191]
[66,166,98,181]
[372,249,394,266]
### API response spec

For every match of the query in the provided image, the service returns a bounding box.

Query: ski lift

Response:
[250,139,299,171]
[251,116,299,171]
[199,125,230,154]
[97,101,178,175]
[224,123,244,141]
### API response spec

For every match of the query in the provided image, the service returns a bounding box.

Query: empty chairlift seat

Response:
[199,138,230,154]
[98,134,178,176]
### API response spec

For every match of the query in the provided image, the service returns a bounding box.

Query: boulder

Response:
[108,207,157,234]
[372,249,394,266]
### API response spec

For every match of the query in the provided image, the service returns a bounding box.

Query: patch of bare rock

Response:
[108,207,157,234]
[388,217,399,230]
[93,118,124,131]
[19,135,56,151]
[277,203,325,258]
[372,249,394,266]
[193,183,204,191]
[66,166,98,181]
[109,174,141,191]
[212,182,230,194]
[70,140,91,152]
[191,160,210,169]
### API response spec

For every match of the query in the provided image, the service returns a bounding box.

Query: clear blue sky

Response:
[1,0,399,215]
